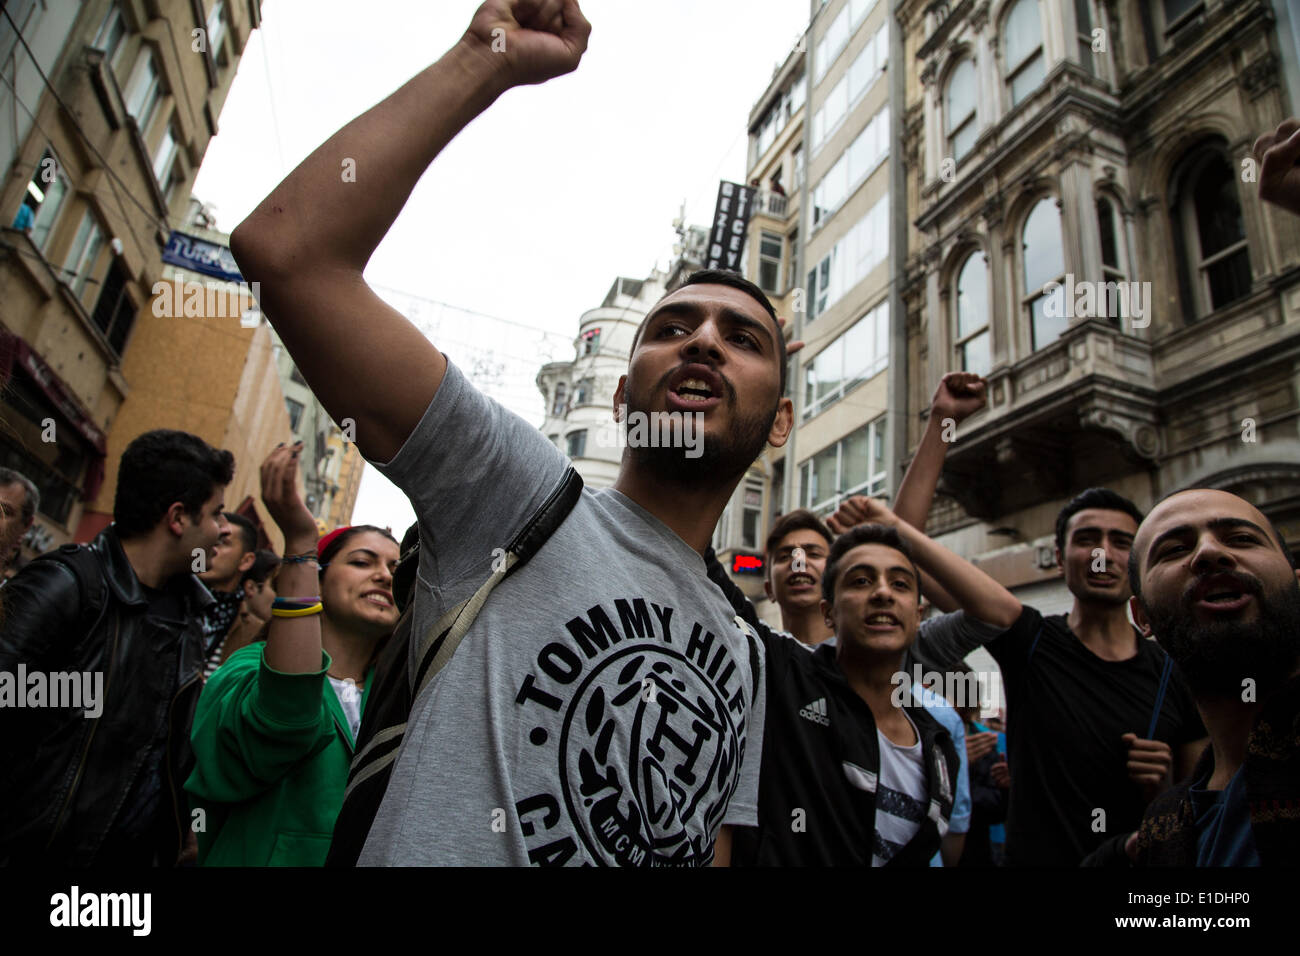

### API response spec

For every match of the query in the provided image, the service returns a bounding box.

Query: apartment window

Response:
[1004,0,1045,107]
[92,3,130,75]
[786,228,800,290]
[741,480,763,550]
[1097,197,1126,284]
[1162,0,1203,35]
[566,430,587,459]
[713,504,731,552]
[756,106,778,159]
[63,210,106,302]
[849,0,880,27]
[123,48,163,134]
[285,398,305,431]
[1022,199,1067,350]
[945,59,977,162]
[574,377,593,406]
[206,0,228,60]
[163,163,187,208]
[1173,145,1251,317]
[1075,0,1095,75]
[91,261,137,355]
[758,231,783,293]
[812,23,888,155]
[811,104,889,230]
[152,118,179,183]
[22,149,69,253]
[807,191,889,321]
[955,252,991,376]
[793,145,805,190]
[788,70,806,115]
[290,364,307,385]
[581,327,601,355]
[800,418,887,517]
[551,382,567,417]
[814,5,851,84]
[803,300,889,420]
[548,433,560,447]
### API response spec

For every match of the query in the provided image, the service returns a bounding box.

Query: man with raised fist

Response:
[888,374,1208,866]
[230,0,785,866]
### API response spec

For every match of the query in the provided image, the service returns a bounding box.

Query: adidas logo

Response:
[799,697,830,726]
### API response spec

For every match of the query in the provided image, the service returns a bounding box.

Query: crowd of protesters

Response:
[0,0,1298,869]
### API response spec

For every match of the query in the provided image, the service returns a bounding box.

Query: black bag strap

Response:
[343,467,584,804]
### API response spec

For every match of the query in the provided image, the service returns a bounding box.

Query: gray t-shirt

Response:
[358,359,766,866]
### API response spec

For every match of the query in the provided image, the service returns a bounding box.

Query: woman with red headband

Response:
[185,441,400,865]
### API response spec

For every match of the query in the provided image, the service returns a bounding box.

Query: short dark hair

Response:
[224,511,258,555]
[1127,491,1298,600]
[0,467,39,524]
[632,269,787,396]
[822,523,922,603]
[1055,488,1144,555]
[240,549,281,589]
[114,430,235,539]
[765,509,833,565]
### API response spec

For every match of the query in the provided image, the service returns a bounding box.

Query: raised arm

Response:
[826,495,1021,628]
[892,372,986,531]
[229,0,591,463]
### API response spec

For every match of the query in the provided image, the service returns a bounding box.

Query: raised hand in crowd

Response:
[929,371,988,430]
[1253,118,1300,217]
[259,441,324,674]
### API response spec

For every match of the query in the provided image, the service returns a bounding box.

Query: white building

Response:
[536,272,669,488]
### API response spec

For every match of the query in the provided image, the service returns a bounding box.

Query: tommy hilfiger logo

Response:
[799,698,829,726]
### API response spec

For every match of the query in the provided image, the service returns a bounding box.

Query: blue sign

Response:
[162,231,243,283]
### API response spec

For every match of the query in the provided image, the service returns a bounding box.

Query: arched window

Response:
[550,382,567,417]
[1173,146,1251,317]
[1004,0,1045,107]
[1021,199,1067,349]
[1097,197,1126,282]
[945,58,977,162]
[955,252,991,376]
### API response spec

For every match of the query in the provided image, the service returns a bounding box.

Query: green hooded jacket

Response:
[185,642,370,866]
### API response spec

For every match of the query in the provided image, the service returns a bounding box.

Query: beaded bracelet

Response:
[281,553,320,567]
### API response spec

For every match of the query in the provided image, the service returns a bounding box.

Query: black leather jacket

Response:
[0,525,213,866]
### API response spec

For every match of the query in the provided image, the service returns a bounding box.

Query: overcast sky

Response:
[193,0,811,534]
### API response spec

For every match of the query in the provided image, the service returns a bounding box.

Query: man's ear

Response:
[1130,595,1152,638]
[766,397,794,448]
[238,550,257,574]
[820,597,833,629]
[166,501,189,538]
[612,376,627,421]
[1054,545,1064,574]
[764,577,774,602]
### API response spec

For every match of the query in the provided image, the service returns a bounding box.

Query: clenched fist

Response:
[825,495,897,536]
[930,371,987,426]
[461,0,591,89]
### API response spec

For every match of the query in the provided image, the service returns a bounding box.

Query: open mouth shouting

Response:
[1188,573,1259,615]
[786,572,817,592]
[863,611,902,633]
[666,364,724,412]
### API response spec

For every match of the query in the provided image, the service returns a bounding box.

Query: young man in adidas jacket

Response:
[707,500,1033,865]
